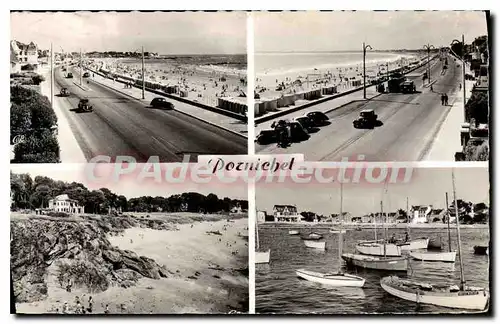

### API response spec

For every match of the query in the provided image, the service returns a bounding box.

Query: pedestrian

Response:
[62,302,69,314]
[430,84,433,92]
[459,83,462,90]
[444,93,449,106]
[440,94,445,106]
[87,296,93,313]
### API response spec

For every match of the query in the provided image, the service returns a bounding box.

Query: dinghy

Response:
[329,228,347,234]
[303,240,326,250]
[289,230,300,235]
[410,250,457,263]
[296,269,365,287]
[398,238,430,251]
[342,253,408,271]
[356,241,401,257]
[255,250,271,264]
[301,233,323,240]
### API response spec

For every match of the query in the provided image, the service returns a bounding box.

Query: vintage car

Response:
[77,98,93,112]
[60,88,70,97]
[353,109,378,129]
[150,97,174,109]
[400,80,416,94]
[66,72,73,79]
[293,116,315,131]
[305,111,329,126]
[288,121,310,141]
[255,129,277,145]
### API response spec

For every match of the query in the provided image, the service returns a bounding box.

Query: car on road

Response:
[66,72,73,79]
[83,72,90,78]
[77,98,93,112]
[353,109,378,129]
[305,111,329,126]
[400,80,416,94]
[255,129,277,145]
[60,88,70,97]
[288,121,310,141]
[293,116,315,131]
[150,97,174,109]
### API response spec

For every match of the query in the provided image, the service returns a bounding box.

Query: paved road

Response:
[54,68,247,162]
[256,55,461,161]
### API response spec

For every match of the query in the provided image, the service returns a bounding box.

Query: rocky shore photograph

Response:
[10,165,248,314]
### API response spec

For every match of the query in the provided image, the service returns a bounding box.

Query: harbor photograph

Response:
[10,164,249,314]
[253,11,489,162]
[255,166,490,314]
[10,11,248,163]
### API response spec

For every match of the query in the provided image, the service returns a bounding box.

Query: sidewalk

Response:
[39,67,87,163]
[82,69,247,137]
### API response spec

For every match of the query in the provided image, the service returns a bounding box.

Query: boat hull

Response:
[474,246,488,255]
[410,251,457,263]
[296,269,365,287]
[399,238,430,251]
[342,253,408,271]
[329,229,347,234]
[356,242,401,257]
[303,240,326,250]
[289,230,299,235]
[380,276,489,311]
[255,250,270,264]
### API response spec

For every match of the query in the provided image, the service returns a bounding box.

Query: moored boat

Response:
[356,241,402,257]
[474,245,488,255]
[380,276,489,310]
[301,233,323,240]
[289,230,300,235]
[255,250,271,264]
[303,239,326,250]
[427,237,444,250]
[398,238,430,251]
[296,269,365,287]
[329,228,347,234]
[342,253,408,271]
[410,250,457,263]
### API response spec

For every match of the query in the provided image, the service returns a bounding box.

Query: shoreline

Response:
[259,222,489,230]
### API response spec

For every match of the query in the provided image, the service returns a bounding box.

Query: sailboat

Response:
[396,198,429,251]
[255,219,270,264]
[381,170,489,311]
[296,182,365,287]
[410,194,457,263]
[343,183,408,272]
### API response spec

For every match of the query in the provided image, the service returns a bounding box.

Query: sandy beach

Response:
[13,214,248,314]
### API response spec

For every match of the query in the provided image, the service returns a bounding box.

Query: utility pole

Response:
[50,43,54,106]
[142,46,145,99]
[363,42,373,99]
[423,44,435,85]
[446,192,452,252]
[80,48,82,86]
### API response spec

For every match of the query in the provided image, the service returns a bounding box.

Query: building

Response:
[48,194,84,214]
[410,205,432,223]
[273,205,301,222]
[10,40,39,72]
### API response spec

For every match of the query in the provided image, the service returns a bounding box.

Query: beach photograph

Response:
[255,166,490,314]
[10,164,249,314]
[10,11,248,163]
[253,11,489,162]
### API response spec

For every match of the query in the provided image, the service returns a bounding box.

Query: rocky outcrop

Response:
[11,216,173,303]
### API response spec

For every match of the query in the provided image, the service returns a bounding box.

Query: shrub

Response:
[465,91,489,124]
[46,211,70,218]
[10,102,32,139]
[21,64,36,71]
[31,74,45,85]
[465,140,489,161]
[13,130,60,163]
[56,260,109,293]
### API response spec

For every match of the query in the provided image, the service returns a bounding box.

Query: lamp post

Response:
[451,35,467,122]
[141,46,145,99]
[363,42,373,99]
[423,44,435,85]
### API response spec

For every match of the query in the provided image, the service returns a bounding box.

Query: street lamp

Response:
[363,42,373,99]
[451,35,467,122]
[423,44,435,85]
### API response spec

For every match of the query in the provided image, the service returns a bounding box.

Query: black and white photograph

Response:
[10,11,248,163]
[253,11,489,162]
[10,164,249,314]
[255,166,490,314]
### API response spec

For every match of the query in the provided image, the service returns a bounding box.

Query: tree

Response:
[21,64,36,71]
[31,74,45,85]
[465,91,488,125]
[300,211,316,222]
[10,102,32,139]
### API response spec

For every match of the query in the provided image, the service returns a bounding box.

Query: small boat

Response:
[380,276,489,311]
[427,237,443,250]
[356,241,402,257]
[474,245,489,255]
[296,269,365,287]
[255,250,271,264]
[303,240,326,250]
[301,233,323,240]
[398,238,430,251]
[410,250,457,263]
[342,253,408,271]
[329,228,347,234]
[288,230,300,235]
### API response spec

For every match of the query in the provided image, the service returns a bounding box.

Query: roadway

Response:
[256,54,461,161]
[53,67,247,162]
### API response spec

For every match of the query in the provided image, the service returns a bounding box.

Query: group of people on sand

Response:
[61,295,98,314]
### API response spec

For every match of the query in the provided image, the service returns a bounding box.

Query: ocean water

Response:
[256,227,490,314]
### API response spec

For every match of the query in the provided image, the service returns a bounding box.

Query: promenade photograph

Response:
[253,11,490,162]
[10,11,248,163]
[255,166,490,314]
[10,164,249,314]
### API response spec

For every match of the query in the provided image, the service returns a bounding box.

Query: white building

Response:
[410,205,432,224]
[10,40,39,72]
[257,210,266,223]
[273,205,301,222]
[48,194,84,214]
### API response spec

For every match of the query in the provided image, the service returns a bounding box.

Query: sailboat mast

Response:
[446,192,452,252]
[452,170,466,290]
[382,200,387,258]
[256,219,260,250]
[339,182,343,271]
[406,197,411,241]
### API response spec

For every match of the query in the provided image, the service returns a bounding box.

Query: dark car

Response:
[293,116,314,130]
[255,129,277,145]
[83,72,90,78]
[288,121,310,141]
[77,98,93,112]
[66,72,73,79]
[60,88,70,97]
[353,109,378,129]
[150,97,174,109]
[306,111,329,126]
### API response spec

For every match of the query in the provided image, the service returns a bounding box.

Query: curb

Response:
[73,81,90,91]
[88,75,248,140]
[422,80,438,88]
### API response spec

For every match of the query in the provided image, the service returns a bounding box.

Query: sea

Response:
[256,226,490,314]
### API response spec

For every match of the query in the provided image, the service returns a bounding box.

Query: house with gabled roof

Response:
[273,204,301,222]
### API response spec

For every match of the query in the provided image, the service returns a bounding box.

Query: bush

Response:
[465,140,489,161]
[465,91,489,124]
[31,74,45,85]
[21,64,36,71]
[10,102,32,139]
[46,211,70,218]
[13,130,60,163]
[56,260,109,293]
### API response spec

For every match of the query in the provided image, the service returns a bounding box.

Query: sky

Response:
[10,164,248,200]
[256,167,490,216]
[255,11,488,52]
[10,11,246,54]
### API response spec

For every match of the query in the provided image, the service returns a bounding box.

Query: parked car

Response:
[66,72,73,79]
[306,111,329,126]
[255,129,277,145]
[288,121,310,141]
[77,98,93,112]
[60,88,70,97]
[150,97,174,109]
[293,116,314,131]
[353,109,378,129]
[83,72,90,78]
